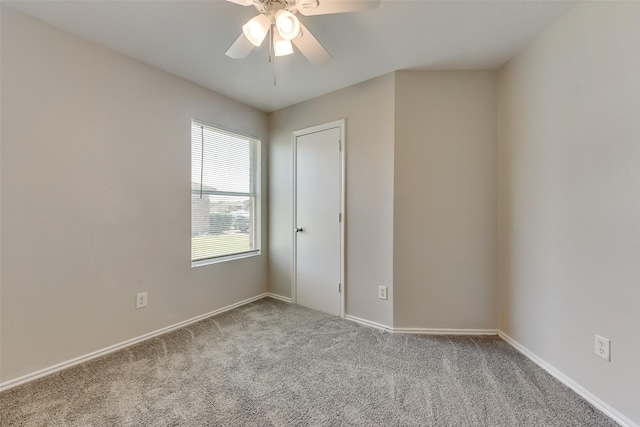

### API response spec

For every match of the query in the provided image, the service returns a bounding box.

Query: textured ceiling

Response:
[5,0,577,112]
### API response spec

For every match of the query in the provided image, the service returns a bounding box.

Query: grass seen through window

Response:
[191,233,251,260]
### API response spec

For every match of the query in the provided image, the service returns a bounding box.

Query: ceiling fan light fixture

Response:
[242,14,270,46]
[296,0,319,10]
[274,32,294,56]
[275,10,300,40]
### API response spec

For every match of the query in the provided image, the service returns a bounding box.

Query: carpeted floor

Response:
[0,297,617,426]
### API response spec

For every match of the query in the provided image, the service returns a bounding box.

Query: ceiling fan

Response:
[225,0,380,65]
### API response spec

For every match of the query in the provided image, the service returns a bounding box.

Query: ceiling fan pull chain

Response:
[270,24,277,86]
[269,25,274,63]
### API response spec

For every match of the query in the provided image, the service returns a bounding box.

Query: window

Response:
[191,120,260,265]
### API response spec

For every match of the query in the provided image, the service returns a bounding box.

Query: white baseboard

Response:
[498,331,638,427]
[0,293,269,392]
[344,314,392,332]
[393,327,498,335]
[264,293,292,303]
[345,315,498,336]
[345,315,392,332]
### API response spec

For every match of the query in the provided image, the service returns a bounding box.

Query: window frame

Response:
[191,119,261,267]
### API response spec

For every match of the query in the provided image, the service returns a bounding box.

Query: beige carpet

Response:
[0,297,617,426]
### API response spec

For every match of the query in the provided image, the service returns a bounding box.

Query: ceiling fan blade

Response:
[292,23,332,65]
[225,33,255,59]
[298,0,380,16]
[226,0,254,6]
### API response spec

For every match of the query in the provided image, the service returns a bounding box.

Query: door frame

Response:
[291,119,346,318]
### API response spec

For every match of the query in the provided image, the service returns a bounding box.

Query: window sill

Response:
[191,250,261,268]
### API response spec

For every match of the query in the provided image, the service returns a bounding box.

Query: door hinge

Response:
[338,140,341,151]
[338,213,342,222]
[338,283,342,293]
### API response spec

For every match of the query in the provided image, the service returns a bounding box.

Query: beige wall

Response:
[0,8,269,383]
[393,71,497,329]
[497,2,640,424]
[269,71,498,330]
[269,74,395,327]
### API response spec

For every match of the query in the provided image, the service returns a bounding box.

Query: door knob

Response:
[296,227,303,233]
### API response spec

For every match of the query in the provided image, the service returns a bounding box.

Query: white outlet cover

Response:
[136,292,148,309]
[595,334,610,361]
[378,286,388,300]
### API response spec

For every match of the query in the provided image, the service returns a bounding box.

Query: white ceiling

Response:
[5,0,577,112]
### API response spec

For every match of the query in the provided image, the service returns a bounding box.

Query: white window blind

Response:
[191,120,260,264]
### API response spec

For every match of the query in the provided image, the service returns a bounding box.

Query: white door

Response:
[294,121,344,317]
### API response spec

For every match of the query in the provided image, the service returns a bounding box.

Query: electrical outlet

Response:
[378,286,388,300]
[595,334,610,361]
[136,292,148,309]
